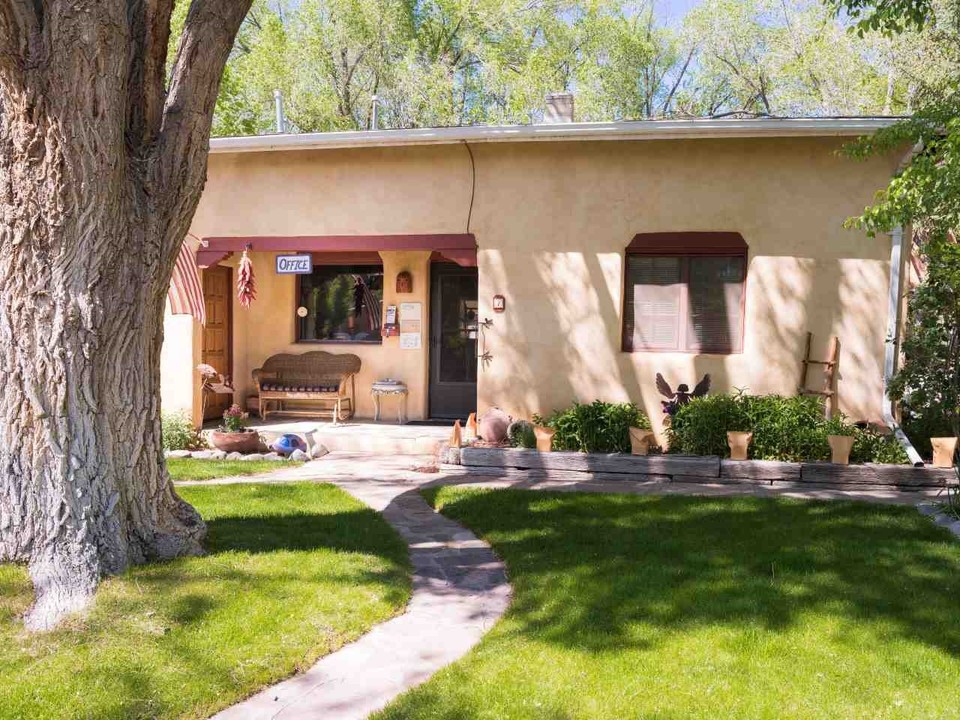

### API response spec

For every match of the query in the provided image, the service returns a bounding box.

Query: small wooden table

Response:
[371,382,408,424]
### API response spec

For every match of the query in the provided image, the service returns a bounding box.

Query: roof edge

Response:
[209,117,901,154]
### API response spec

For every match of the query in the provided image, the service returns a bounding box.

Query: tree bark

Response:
[0,0,252,630]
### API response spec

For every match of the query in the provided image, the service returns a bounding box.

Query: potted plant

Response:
[930,436,958,468]
[825,417,855,465]
[533,426,556,452]
[210,404,261,454]
[726,431,753,460]
[629,427,656,456]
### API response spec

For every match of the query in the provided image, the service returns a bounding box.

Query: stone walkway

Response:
[186,451,949,720]
[208,458,510,720]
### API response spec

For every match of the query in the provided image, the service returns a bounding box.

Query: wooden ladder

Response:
[798,331,840,418]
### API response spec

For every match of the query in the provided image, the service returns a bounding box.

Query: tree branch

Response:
[126,0,175,150]
[154,0,252,234]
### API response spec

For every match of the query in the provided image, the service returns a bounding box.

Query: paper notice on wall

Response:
[399,302,422,350]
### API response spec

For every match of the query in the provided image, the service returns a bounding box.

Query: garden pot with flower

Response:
[726,431,753,460]
[210,404,261,454]
[931,437,958,468]
[825,418,856,465]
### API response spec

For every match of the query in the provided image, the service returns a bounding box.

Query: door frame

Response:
[428,262,479,420]
[200,264,234,421]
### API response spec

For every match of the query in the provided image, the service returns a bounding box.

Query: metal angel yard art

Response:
[656,373,711,415]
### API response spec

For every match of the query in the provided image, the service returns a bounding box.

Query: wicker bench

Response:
[253,351,361,422]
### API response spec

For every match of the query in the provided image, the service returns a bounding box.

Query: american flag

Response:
[167,240,206,325]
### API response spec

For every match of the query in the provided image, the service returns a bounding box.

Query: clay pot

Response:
[629,428,655,456]
[726,431,753,461]
[931,437,958,468]
[534,426,556,453]
[827,434,855,465]
[210,430,261,454]
[479,408,511,444]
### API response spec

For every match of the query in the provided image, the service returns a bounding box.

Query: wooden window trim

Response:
[622,234,747,355]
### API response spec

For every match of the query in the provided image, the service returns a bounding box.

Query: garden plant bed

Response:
[459,448,958,489]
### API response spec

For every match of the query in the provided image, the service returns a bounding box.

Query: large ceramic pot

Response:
[629,428,655,456]
[726,431,753,461]
[210,430,262,454]
[827,434,855,465]
[534,426,556,453]
[931,437,958,468]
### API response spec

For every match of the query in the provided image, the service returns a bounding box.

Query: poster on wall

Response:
[399,302,422,350]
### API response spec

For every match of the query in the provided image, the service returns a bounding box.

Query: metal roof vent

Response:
[543,92,575,124]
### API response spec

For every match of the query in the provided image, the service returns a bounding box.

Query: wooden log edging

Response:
[459,448,958,489]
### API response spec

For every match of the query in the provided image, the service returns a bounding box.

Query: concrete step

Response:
[249,419,449,456]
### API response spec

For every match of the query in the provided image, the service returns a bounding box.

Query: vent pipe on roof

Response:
[371,95,380,131]
[273,89,286,134]
[543,92,575,124]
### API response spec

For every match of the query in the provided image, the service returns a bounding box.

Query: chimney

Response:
[543,92,575,124]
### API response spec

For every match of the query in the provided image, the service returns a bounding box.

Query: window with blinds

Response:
[622,253,745,353]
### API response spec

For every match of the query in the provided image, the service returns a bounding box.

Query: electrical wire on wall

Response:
[462,140,476,234]
[463,140,490,369]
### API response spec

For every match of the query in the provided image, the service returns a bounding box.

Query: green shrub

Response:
[534,400,650,453]
[667,394,750,457]
[162,411,203,451]
[507,420,537,449]
[669,393,907,464]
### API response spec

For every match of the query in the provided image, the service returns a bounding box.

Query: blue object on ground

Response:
[272,434,307,456]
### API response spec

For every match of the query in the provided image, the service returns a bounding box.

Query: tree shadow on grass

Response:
[428,489,960,659]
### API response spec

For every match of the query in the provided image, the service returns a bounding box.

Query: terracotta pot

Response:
[726,431,753,461]
[210,430,261,454]
[827,434,855,465]
[629,428,655,456]
[931,437,958,468]
[534,426,556,453]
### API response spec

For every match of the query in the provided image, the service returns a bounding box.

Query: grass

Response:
[0,483,410,720]
[166,457,301,481]
[377,488,960,720]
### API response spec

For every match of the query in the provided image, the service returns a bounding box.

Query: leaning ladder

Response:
[798,331,841,418]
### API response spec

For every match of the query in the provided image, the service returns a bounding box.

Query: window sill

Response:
[296,339,383,346]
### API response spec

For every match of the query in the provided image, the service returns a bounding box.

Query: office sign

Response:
[275,254,313,275]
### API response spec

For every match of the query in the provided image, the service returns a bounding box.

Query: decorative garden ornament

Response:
[656,373,711,415]
[827,434,855,464]
[930,437,958,468]
[629,428,656,455]
[450,420,463,448]
[534,426,556,453]
[479,408,511,444]
[726,431,753,460]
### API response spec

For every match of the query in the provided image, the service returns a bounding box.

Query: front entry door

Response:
[429,264,479,419]
[201,265,233,421]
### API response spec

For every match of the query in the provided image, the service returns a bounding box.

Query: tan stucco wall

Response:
[163,136,901,433]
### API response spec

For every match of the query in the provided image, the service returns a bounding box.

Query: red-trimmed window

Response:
[622,233,747,354]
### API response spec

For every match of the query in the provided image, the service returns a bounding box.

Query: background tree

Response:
[0,0,253,630]
[835,0,960,454]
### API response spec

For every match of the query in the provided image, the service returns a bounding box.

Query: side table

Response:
[371,382,408,424]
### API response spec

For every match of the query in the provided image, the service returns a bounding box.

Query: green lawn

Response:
[167,457,301,481]
[377,488,960,720]
[0,483,410,720]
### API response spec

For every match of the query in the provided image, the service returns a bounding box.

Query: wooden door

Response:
[201,265,233,421]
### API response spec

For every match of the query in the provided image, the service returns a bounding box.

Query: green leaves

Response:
[534,400,651,454]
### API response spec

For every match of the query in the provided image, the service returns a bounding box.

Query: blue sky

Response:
[654,0,704,24]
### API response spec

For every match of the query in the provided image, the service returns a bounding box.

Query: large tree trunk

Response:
[0,0,252,630]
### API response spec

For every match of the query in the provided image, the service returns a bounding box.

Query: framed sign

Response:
[492,294,506,313]
[275,254,313,275]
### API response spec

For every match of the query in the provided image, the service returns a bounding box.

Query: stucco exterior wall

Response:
[163,136,900,433]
